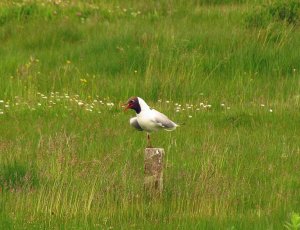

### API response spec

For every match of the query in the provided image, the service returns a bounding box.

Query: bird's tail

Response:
[164,122,185,131]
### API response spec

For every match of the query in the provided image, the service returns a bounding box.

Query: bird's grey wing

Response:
[152,109,178,131]
[130,117,143,131]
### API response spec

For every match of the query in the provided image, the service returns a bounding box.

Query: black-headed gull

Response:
[124,97,178,147]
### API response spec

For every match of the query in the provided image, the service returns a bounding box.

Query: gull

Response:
[123,97,178,147]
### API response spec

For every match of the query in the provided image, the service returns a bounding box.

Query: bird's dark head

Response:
[123,96,141,114]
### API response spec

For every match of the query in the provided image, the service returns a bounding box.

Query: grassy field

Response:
[0,0,300,229]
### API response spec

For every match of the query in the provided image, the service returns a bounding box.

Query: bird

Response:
[123,96,178,147]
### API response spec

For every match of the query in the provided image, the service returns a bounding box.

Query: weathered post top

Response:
[144,148,164,194]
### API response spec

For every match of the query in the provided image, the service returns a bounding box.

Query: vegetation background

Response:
[0,0,299,229]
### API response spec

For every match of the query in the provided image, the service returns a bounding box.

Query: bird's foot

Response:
[146,133,153,148]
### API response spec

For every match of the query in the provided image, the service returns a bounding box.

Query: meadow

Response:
[0,0,300,229]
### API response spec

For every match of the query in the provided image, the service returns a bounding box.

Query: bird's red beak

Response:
[122,102,130,112]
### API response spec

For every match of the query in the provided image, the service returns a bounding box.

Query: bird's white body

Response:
[137,110,161,132]
[133,97,178,132]
[126,97,178,147]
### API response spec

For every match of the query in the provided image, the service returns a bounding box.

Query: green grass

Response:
[0,0,300,229]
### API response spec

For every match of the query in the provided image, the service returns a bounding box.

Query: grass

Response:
[0,0,300,229]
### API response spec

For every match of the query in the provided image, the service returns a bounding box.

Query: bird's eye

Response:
[130,100,134,103]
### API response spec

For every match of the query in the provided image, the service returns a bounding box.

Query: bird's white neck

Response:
[137,97,150,111]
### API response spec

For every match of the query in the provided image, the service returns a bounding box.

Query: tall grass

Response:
[0,0,300,229]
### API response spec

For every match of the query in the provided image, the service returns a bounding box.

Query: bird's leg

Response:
[147,133,152,148]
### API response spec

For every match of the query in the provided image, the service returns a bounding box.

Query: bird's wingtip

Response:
[176,122,185,127]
